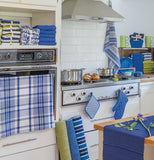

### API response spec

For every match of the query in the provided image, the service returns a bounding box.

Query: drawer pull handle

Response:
[2,138,37,147]
[91,144,98,148]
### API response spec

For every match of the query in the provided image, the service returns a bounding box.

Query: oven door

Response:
[0,65,57,119]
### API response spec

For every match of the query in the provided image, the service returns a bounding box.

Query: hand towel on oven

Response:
[72,116,90,160]
[0,75,55,138]
[104,1,120,75]
[112,90,128,120]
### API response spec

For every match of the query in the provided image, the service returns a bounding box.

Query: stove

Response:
[61,78,140,106]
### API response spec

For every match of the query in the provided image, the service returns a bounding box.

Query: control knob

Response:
[5,53,11,60]
[76,97,81,101]
[129,86,134,89]
[71,93,76,97]
[125,91,130,94]
[81,92,86,96]
[121,87,126,91]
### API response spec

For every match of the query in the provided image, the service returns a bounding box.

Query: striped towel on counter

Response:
[0,74,55,138]
[104,1,120,74]
[72,116,90,160]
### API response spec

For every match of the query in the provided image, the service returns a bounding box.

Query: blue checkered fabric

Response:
[72,116,90,160]
[0,74,55,138]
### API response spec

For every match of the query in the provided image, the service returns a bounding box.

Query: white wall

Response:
[61,0,109,74]
[112,0,154,47]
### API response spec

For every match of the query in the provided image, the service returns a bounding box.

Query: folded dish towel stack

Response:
[1,20,21,45]
[143,61,154,73]
[130,53,143,72]
[20,26,40,45]
[33,25,56,46]
[142,53,152,61]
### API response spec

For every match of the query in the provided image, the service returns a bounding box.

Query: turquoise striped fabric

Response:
[72,116,90,160]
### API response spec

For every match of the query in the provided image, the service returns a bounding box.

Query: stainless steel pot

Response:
[97,68,115,77]
[61,69,84,83]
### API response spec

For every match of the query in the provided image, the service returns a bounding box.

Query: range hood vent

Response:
[62,0,125,23]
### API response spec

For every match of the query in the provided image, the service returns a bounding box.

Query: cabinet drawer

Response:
[0,129,56,157]
[21,0,57,7]
[0,145,58,160]
[0,0,19,2]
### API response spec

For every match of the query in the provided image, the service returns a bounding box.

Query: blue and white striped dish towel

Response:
[0,74,55,138]
[104,1,120,75]
[72,116,90,160]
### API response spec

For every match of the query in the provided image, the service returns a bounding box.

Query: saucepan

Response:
[97,68,115,77]
[61,68,85,83]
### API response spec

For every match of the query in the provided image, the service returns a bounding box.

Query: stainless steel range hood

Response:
[62,0,125,23]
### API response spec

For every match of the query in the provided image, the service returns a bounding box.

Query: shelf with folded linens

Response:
[0,11,58,49]
[119,47,154,59]
[118,48,154,75]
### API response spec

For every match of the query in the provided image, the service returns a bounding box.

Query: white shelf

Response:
[0,45,57,50]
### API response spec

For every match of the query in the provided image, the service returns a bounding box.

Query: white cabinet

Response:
[0,145,58,160]
[123,96,140,118]
[85,130,99,160]
[21,0,57,7]
[0,0,19,2]
[141,82,154,114]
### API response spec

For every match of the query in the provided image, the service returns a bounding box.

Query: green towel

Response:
[55,121,71,160]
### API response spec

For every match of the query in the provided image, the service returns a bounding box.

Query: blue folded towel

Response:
[2,20,20,24]
[112,90,128,120]
[39,37,55,42]
[39,34,56,38]
[34,25,56,31]
[131,54,143,72]
[66,119,81,160]
[39,30,56,35]
[39,41,57,45]
[103,115,154,160]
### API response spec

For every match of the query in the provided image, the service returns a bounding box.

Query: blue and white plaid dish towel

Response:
[0,74,55,138]
[104,1,120,75]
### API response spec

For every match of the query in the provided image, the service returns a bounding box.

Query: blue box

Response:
[130,40,143,48]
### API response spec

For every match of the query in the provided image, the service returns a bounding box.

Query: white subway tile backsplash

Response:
[61,21,108,71]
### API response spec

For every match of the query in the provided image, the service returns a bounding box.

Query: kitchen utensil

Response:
[61,68,85,83]
[97,68,115,77]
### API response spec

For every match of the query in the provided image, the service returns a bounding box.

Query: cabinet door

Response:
[0,145,58,160]
[0,0,19,2]
[141,83,154,114]
[21,0,57,7]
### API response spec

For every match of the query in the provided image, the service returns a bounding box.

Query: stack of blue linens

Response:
[142,53,152,61]
[130,53,143,72]
[20,26,40,45]
[33,25,56,46]
[1,20,21,45]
